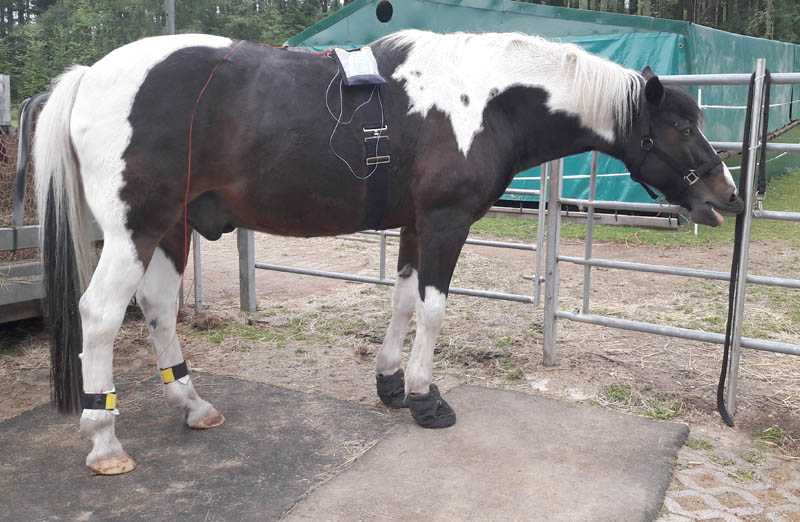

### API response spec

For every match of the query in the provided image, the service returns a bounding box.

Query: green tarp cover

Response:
[289,0,800,204]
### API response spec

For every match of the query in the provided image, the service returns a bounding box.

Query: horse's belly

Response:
[224,187,372,238]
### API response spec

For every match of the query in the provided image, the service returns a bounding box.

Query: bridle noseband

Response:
[631,104,722,201]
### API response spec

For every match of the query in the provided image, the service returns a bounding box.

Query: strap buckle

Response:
[363,123,390,167]
[366,155,391,166]
[684,171,700,186]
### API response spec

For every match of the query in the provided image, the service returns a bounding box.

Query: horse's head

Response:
[621,67,744,226]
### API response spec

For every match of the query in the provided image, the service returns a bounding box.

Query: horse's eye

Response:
[682,128,692,137]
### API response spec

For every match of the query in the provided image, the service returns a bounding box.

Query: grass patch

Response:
[756,425,797,451]
[642,395,684,421]
[708,454,736,467]
[505,366,525,382]
[729,468,757,482]
[596,384,687,421]
[740,449,765,465]
[686,437,714,451]
[472,169,800,247]
[600,383,633,405]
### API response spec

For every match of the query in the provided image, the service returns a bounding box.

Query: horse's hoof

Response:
[377,369,407,408]
[405,384,456,429]
[87,453,137,476]
[190,411,225,429]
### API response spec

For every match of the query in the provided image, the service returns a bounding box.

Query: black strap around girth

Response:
[360,90,392,230]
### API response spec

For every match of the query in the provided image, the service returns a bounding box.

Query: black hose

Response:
[717,71,771,427]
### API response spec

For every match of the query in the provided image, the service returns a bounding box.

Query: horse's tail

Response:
[32,65,94,414]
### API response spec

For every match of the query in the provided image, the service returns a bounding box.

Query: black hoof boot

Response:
[376,369,407,409]
[405,384,456,429]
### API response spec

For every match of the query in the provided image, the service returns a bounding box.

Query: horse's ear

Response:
[642,65,655,80]
[645,75,665,107]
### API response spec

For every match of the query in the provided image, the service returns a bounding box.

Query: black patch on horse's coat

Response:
[120,39,621,299]
[122,41,420,266]
[460,94,469,106]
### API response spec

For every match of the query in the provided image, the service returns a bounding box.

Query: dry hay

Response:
[0,130,38,263]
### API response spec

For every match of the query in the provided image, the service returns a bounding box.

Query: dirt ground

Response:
[1,228,798,521]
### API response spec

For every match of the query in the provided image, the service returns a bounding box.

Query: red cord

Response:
[184,41,243,270]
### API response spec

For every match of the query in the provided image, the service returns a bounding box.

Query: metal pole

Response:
[379,230,387,281]
[192,230,203,312]
[581,152,598,314]
[533,163,549,307]
[542,159,562,366]
[237,228,256,313]
[164,0,175,35]
[726,58,768,414]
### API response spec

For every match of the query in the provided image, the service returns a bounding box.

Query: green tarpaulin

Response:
[288,0,800,204]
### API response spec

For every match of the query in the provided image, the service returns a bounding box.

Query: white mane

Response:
[377,30,642,156]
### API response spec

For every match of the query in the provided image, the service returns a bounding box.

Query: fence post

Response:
[164,0,175,35]
[542,159,563,367]
[192,231,204,312]
[237,228,256,313]
[379,230,387,281]
[0,75,10,129]
[726,58,768,414]
[533,162,549,307]
[581,151,599,314]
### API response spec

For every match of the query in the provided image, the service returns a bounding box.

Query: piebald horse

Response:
[29,30,743,474]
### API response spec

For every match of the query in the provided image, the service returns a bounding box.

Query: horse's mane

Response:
[376,30,643,139]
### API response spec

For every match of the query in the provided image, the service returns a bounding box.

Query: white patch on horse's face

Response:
[385,31,638,157]
[698,128,736,194]
[71,34,232,232]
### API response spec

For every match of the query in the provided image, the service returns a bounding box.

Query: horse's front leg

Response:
[375,226,418,408]
[403,209,471,428]
[136,238,223,430]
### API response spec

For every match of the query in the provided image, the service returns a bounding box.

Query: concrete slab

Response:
[0,374,395,521]
[286,386,688,522]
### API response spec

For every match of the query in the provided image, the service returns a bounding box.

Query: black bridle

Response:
[631,101,722,202]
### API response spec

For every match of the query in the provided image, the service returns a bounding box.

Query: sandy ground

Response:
[1,228,798,521]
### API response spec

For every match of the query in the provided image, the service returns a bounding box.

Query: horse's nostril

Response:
[729,193,739,203]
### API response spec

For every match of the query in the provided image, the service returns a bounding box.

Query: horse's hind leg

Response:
[135,231,223,429]
[375,226,418,408]
[403,209,471,428]
[79,231,148,475]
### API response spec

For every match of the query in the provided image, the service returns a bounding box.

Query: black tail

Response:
[42,183,84,413]
[32,66,92,415]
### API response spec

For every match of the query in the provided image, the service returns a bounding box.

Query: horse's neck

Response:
[474,84,623,176]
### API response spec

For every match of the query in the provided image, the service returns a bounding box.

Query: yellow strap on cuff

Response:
[160,368,176,384]
[105,393,117,410]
